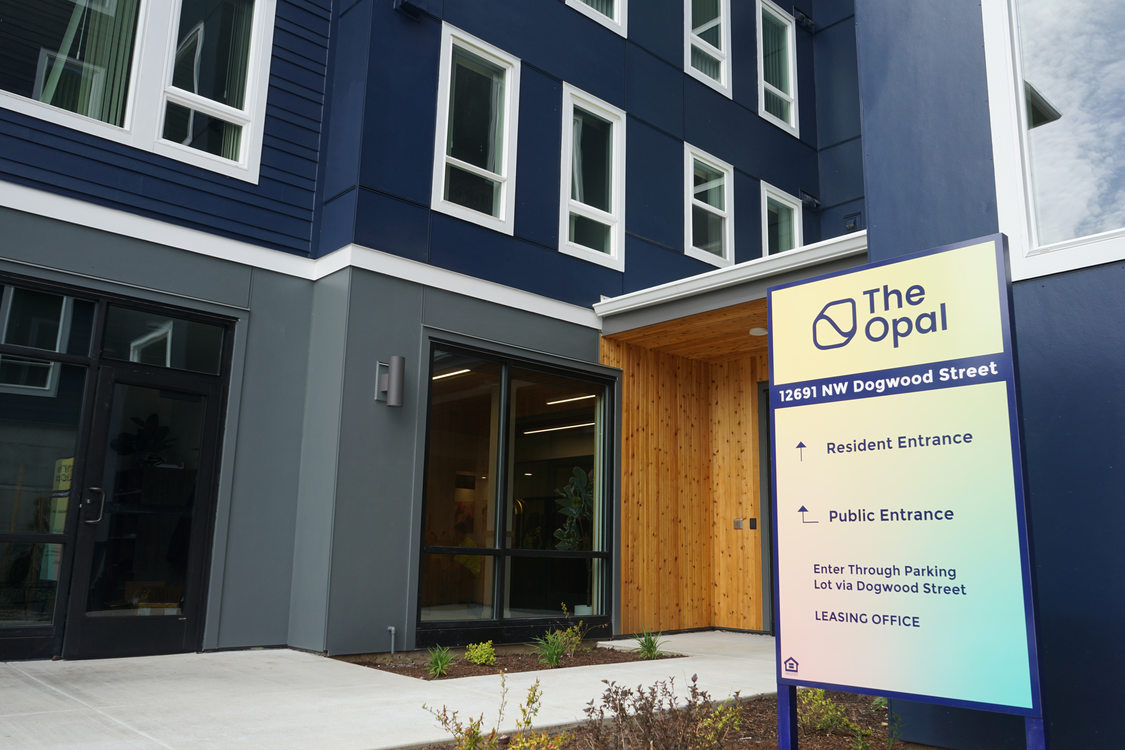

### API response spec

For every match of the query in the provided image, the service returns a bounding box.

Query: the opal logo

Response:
[815,283,949,350]
[813,298,857,350]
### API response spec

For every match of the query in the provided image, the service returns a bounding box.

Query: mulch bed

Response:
[337,643,933,748]
[334,641,670,680]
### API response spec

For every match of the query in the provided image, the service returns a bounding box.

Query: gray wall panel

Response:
[288,269,351,651]
[323,273,606,654]
[207,270,313,649]
[326,271,425,654]
[1,207,253,309]
[422,289,599,365]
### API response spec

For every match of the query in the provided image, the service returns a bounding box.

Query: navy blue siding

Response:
[320,0,857,306]
[856,0,1123,747]
[0,0,329,256]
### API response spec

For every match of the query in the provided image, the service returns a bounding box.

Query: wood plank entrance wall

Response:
[601,299,770,634]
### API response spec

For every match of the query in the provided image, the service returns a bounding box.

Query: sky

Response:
[1018,0,1125,245]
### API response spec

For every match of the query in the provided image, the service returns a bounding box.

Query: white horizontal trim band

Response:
[0,182,601,329]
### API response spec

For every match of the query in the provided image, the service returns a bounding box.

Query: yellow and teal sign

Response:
[768,235,1041,714]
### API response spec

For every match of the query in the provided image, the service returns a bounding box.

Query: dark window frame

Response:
[416,340,615,645]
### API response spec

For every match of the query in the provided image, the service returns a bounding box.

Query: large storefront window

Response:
[419,345,610,636]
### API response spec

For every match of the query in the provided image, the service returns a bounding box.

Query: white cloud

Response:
[1018,0,1125,244]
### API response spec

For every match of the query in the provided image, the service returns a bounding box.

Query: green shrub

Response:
[579,674,740,750]
[426,645,456,679]
[466,640,497,666]
[633,629,666,660]
[532,629,572,667]
[424,674,564,750]
[797,688,867,739]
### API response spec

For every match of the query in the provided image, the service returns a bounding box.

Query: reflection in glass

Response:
[0,286,93,392]
[1017,0,1125,244]
[508,368,599,552]
[0,543,63,627]
[0,0,141,126]
[85,385,206,617]
[420,553,495,621]
[505,557,602,618]
[692,159,726,257]
[767,197,796,254]
[422,350,502,549]
[445,46,505,217]
[0,364,86,534]
[761,8,792,122]
[102,306,224,374]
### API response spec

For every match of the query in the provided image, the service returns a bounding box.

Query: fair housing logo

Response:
[813,283,948,351]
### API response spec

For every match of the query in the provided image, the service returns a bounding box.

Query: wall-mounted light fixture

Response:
[393,0,423,20]
[376,355,406,407]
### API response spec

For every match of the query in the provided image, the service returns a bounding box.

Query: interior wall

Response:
[603,337,769,635]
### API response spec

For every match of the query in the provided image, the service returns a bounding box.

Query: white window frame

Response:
[684,0,732,97]
[761,181,803,256]
[0,292,73,398]
[0,1,277,183]
[565,0,627,36]
[983,0,1125,280]
[558,84,627,271]
[684,144,735,267]
[757,0,799,137]
[431,24,521,236]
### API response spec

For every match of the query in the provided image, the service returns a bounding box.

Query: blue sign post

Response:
[767,236,1045,748]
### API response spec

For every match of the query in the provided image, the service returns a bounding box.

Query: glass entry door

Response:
[62,362,223,659]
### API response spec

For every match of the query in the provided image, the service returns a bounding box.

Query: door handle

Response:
[84,487,106,524]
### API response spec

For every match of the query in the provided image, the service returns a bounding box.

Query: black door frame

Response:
[0,273,233,660]
[61,361,225,659]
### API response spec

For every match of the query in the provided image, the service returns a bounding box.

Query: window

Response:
[565,0,627,36]
[431,25,521,235]
[984,0,1125,279]
[559,84,626,271]
[762,182,803,255]
[0,287,88,396]
[0,1,277,182]
[757,0,799,135]
[685,0,732,95]
[419,346,610,628]
[684,144,735,267]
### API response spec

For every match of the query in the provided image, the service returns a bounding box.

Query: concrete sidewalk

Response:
[0,631,776,749]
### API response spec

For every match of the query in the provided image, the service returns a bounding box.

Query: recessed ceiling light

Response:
[546,394,597,405]
[748,327,769,336]
[523,422,596,435]
[432,368,471,380]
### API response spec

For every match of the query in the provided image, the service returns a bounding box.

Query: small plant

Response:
[531,628,572,667]
[532,606,587,667]
[633,628,666,660]
[579,674,741,750]
[466,640,497,666]
[426,644,456,679]
[798,687,865,736]
[424,674,564,750]
[510,678,571,750]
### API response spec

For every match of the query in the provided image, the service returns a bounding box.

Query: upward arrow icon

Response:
[796,441,807,461]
